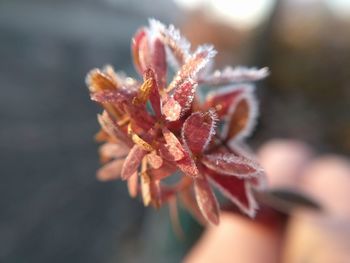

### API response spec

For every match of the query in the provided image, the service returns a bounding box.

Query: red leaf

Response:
[121,145,146,180]
[193,175,220,225]
[151,38,167,89]
[222,88,258,141]
[204,85,244,118]
[201,153,263,178]
[207,170,258,217]
[132,28,150,74]
[182,110,217,154]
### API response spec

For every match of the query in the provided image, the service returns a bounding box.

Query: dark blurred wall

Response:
[0,1,182,262]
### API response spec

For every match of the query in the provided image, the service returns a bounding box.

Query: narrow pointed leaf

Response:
[179,187,207,225]
[193,176,220,225]
[132,28,150,74]
[151,38,167,89]
[173,79,197,116]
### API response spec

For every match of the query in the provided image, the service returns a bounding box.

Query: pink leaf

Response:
[151,38,167,89]
[204,85,245,118]
[91,89,129,106]
[173,78,197,116]
[97,112,132,147]
[162,96,182,121]
[176,154,199,177]
[199,66,269,86]
[86,68,117,92]
[221,87,258,142]
[159,143,184,162]
[207,170,258,218]
[193,175,220,225]
[99,143,129,162]
[121,145,146,180]
[161,128,185,161]
[162,128,198,177]
[97,159,124,181]
[182,110,217,154]
[201,153,263,178]
[149,162,177,181]
[167,45,216,92]
[146,151,163,169]
[143,68,162,117]
[148,19,190,68]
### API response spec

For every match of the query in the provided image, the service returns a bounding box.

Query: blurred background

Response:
[1,0,349,262]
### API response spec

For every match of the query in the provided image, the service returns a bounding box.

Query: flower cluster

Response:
[86,19,268,225]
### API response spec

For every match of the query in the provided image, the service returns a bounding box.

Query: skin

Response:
[184,139,350,263]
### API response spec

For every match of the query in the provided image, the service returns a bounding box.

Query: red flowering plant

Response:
[86,19,269,225]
